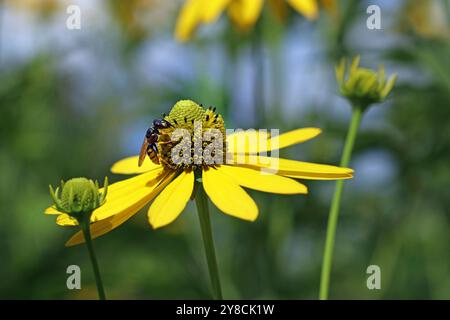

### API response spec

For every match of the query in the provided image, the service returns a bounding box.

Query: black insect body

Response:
[138,118,173,166]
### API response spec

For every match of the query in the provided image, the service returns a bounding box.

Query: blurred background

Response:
[0,0,449,299]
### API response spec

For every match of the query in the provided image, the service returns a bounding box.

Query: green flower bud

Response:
[167,99,205,130]
[336,56,397,110]
[49,177,108,220]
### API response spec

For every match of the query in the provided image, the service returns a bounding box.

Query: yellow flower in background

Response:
[46,100,353,247]
[175,0,333,42]
[108,0,179,41]
[399,0,450,40]
[5,0,62,16]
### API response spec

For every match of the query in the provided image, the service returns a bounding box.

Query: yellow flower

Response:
[108,0,179,41]
[6,0,62,16]
[399,0,450,40]
[46,100,353,247]
[175,0,329,42]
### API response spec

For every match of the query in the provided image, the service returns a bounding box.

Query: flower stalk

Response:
[319,105,362,300]
[79,215,106,300]
[195,180,223,300]
[319,56,396,299]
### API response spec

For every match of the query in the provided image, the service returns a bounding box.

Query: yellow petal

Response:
[65,171,175,247]
[320,0,338,17]
[203,167,258,221]
[226,129,271,146]
[202,0,231,23]
[56,214,78,226]
[91,168,166,222]
[229,155,354,180]
[226,129,271,154]
[111,155,162,175]
[51,171,149,222]
[228,0,264,30]
[148,170,195,229]
[175,0,203,42]
[45,206,60,215]
[227,128,321,154]
[218,165,308,194]
[58,168,166,227]
[287,0,319,19]
[265,128,321,152]
[268,0,289,21]
[53,169,167,227]
[227,129,271,140]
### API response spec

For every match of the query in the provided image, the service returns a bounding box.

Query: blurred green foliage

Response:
[0,0,449,299]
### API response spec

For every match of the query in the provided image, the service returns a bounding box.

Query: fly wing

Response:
[138,138,149,167]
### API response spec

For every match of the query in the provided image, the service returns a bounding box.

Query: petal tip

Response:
[298,186,309,194]
[248,211,259,222]
[149,219,160,230]
[245,206,259,222]
[65,239,78,247]
[313,127,322,135]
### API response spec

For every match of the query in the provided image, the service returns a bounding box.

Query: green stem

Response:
[195,182,223,300]
[319,106,363,300]
[80,218,106,300]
